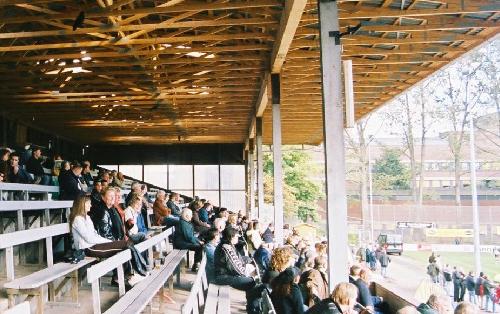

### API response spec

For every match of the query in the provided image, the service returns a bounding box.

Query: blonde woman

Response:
[307,282,359,314]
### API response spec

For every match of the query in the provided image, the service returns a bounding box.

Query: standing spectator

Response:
[379,248,391,278]
[59,161,86,201]
[453,267,465,303]
[475,272,485,309]
[428,261,440,284]
[8,152,31,184]
[483,275,497,313]
[25,147,50,185]
[443,264,453,295]
[271,267,305,314]
[465,272,476,304]
[173,208,203,272]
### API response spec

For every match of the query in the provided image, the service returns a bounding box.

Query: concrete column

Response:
[271,73,284,245]
[249,140,256,219]
[318,0,349,290]
[256,118,264,218]
[245,149,250,215]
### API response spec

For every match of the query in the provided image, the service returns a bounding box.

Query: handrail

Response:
[0,182,59,193]
[0,223,69,249]
[0,200,73,211]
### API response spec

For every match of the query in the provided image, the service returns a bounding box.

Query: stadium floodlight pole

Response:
[318,0,349,290]
[469,117,481,274]
[368,136,374,243]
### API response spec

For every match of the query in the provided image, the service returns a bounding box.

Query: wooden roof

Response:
[0,0,498,146]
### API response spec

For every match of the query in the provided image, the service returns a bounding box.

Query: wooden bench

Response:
[0,183,59,201]
[87,227,174,314]
[3,258,95,314]
[0,223,69,280]
[203,284,230,314]
[104,249,188,314]
[0,200,72,232]
[181,255,208,314]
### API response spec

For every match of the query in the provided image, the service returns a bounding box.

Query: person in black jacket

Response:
[25,147,50,185]
[173,208,203,271]
[271,267,305,314]
[167,192,182,217]
[465,271,476,304]
[89,187,126,241]
[8,152,32,184]
[59,161,86,201]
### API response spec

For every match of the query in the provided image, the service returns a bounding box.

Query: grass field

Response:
[404,251,499,280]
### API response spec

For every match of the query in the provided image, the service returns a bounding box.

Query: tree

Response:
[263,149,323,223]
[373,149,410,190]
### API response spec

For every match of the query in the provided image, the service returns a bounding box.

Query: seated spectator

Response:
[454,302,479,314]
[167,192,182,217]
[89,187,126,241]
[199,202,211,224]
[26,147,50,185]
[300,256,329,307]
[81,161,93,187]
[125,181,141,207]
[271,267,305,314]
[109,170,118,186]
[263,246,295,285]
[59,161,86,201]
[214,218,226,233]
[8,152,31,184]
[227,213,238,228]
[417,294,452,314]
[114,187,125,222]
[349,265,361,284]
[217,207,229,221]
[153,190,179,227]
[69,195,147,285]
[100,171,111,188]
[124,195,147,243]
[192,200,210,233]
[204,228,220,284]
[113,171,124,188]
[254,240,273,274]
[307,282,358,314]
[0,148,11,178]
[354,269,383,313]
[246,221,262,254]
[173,208,203,272]
[214,227,262,314]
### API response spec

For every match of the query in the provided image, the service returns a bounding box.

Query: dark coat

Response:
[8,166,32,183]
[59,170,85,201]
[167,200,181,217]
[354,278,373,307]
[300,269,329,307]
[214,242,249,277]
[306,299,344,314]
[90,202,125,241]
[465,275,475,291]
[25,156,45,176]
[271,284,305,314]
[173,219,199,248]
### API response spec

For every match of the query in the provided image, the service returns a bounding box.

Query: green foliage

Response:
[373,149,410,190]
[263,150,323,223]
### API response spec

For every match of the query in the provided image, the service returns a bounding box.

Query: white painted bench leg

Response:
[37,286,44,314]
[117,265,125,297]
[71,270,79,303]
[92,280,101,314]
[6,246,14,281]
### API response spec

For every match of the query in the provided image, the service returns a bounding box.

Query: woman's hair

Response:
[227,214,237,225]
[0,148,10,160]
[129,195,142,206]
[271,267,298,298]
[69,195,90,230]
[221,227,238,243]
[181,208,192,221]
[270,247,294,272]
[331,282,358,306]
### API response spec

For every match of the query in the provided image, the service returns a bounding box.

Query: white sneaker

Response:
[128,274,145,286]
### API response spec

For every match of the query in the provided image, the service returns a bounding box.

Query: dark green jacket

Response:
[417,303,438,314]
[173,219,199,248]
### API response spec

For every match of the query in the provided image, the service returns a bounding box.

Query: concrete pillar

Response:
[249,140,256,219]
[256,118,264,218]
[271,73,284,245]
[318,0,349,290]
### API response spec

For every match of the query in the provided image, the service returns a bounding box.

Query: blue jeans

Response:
[485,294,496,312]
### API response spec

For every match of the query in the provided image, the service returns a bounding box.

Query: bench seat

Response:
[203,284,230,314]
[104,249,187,314]
[3,258,96,314]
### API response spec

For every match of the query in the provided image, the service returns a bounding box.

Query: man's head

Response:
[129,195,142,212]
[10,152,20,167]
[71,161,83,176]
[427,294,453,314]
[32,147,42,159]
[94,181,103,192]
[131,181,141,193]
[350,265,361,277]
[359,268,372,284]
[205,228,220,245]
[82,161,91,173]
[214,218,226,232]
[101,187,115,208]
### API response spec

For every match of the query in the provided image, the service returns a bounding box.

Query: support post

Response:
[469,118,481,274]
[318,0,349,290]
[271,73,284,245]
[249,140,256,219]
[256,118,264,219]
